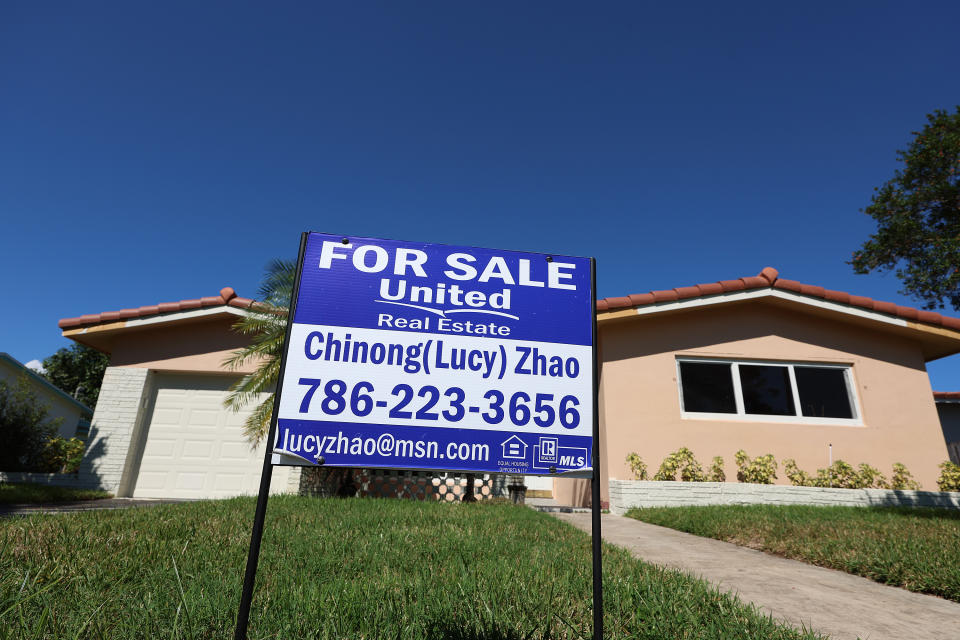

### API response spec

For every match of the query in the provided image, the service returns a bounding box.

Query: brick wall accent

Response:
[608,480,960,515]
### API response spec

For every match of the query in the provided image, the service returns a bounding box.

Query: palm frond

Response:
[223,259,297,446]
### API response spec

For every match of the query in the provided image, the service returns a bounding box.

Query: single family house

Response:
[55,268,960,504]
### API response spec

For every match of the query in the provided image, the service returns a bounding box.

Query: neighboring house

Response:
[555,267,960,507]
[0,352,92,439]
[934,392,960,464]
[57,287,298,499]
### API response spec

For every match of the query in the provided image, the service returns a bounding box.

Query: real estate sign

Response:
[272,232,595,475]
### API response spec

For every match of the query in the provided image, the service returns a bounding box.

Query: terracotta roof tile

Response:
[58,288,248,330]
[873,300,898,315]
[596,267,960,335]
[627,293,655,305]
[896,305,919,321]
[935,391,960,400]
[824,289,850,304]
[800,284,826,297]
[651,289,679,302]
[740,276,767,289]
[772,278,802,293]
[719,279,746,292]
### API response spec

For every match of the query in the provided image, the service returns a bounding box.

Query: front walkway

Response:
[555,512,960,640]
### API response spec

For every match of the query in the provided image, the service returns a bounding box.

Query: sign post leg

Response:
[590,257,602,640]
[591,467,603,639]
[234,455,275,640]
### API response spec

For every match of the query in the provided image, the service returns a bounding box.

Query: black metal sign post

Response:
[589,258,603,640]
[234,235,601,640]
[234,232,309,640]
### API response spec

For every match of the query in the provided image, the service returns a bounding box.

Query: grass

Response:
[626,504,960,602]
[0,496,825,640]
[0,482,111,504]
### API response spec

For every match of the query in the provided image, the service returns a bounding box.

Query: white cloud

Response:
[25,359,46,374]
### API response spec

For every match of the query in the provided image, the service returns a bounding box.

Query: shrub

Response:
[625,452,647,480]
[813,460,861,488]
[856,463,889,489]
[734,450,777,484]
[708,456,725,482]
[653,447,705,482]
[40,437,86,473]
[0,376,62,471]
[786,459,889,489]
[937,461,960,492]
[784,458,813,486]
[890,462,921,490]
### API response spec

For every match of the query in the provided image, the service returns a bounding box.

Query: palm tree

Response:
[223,259,296,444]
[223,259,356,496]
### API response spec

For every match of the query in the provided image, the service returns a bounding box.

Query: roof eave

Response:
[597,288,960,362]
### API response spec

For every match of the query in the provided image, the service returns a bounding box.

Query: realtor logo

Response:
[500,435,528,459]
[538,437,558,463]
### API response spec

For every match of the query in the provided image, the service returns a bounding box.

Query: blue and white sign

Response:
[272,232,595,475]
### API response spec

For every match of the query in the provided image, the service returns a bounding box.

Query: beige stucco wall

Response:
[108,317,259,374]
[0,358,89,439]
[555,301,949,506]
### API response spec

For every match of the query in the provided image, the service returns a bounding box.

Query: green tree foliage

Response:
[851,107,960,309]
[41,344,109,408]
[0,376,62,471]
[223,259,296,444]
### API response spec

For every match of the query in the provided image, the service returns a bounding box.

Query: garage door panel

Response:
[143,438,177,460]
[174,472,207,491]
[136,471,170,491]
[187,408,221,427]
[181,440,214,459]
[133,374,289,499]
[153,408,183,425]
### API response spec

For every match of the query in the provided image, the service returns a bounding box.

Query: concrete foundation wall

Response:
[609,479,960,515]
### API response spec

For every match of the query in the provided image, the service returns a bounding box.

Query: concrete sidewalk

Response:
[555,512,960,640]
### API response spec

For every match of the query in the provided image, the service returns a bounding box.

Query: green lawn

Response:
[626,504,960,602]
[0,496,825,640]
[0,482,111,504]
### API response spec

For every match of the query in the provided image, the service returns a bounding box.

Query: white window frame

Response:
[676,357,863,426]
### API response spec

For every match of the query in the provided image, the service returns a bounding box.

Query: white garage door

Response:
[133,374,291,499]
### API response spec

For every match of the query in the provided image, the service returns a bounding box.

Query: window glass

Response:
[795,367,854,419]
[739,364,795,416]
[679,362,736,413]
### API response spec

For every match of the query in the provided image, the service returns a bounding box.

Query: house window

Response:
[677,358,859,423]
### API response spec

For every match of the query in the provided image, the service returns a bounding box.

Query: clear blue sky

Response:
[3,2,960,387]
